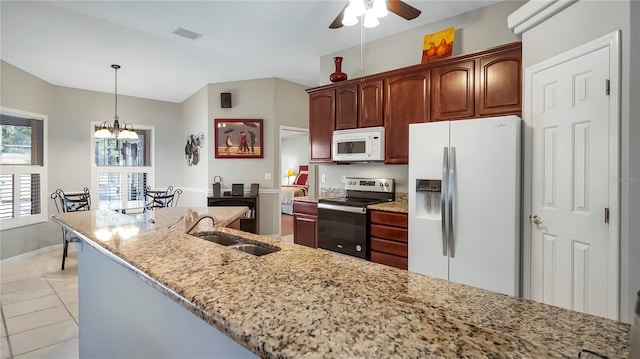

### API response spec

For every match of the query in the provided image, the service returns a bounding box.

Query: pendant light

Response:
[94,64,138,140]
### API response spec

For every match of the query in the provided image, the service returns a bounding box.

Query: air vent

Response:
[172,28,202,40]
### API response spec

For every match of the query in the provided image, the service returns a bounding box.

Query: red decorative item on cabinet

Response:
[330,57,348,83]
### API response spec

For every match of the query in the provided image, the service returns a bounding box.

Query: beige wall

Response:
[319,1,524,85]
[194,78,309,236]
[0,60,182,260]
[180,85,209,207]
[518,0,638,324]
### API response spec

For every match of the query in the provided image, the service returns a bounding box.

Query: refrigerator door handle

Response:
[441,147,449,257]
[448,147,456,258]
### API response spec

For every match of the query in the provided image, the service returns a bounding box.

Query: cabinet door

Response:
[309,90,335,163]
[431,60,475,121]
[294,214,317,248]
[358,79,383,128]
[476,48,522,117]
[384,71,430,164]
[335,85,358,130]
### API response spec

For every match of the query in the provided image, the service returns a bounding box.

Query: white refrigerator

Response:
[408,115,521,296]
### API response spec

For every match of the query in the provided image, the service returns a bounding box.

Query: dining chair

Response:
[144,186,182,211]
[50,187,91,270]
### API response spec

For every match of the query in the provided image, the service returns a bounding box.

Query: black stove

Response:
[317,178,395,259]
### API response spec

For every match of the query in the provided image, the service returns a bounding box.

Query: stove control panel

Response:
[344,178,395,193]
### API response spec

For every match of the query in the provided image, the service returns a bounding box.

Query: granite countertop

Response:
[368,200,408,214]
[52,207,630,358]
[291,195,320,203]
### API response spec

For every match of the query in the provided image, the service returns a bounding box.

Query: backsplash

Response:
[320,188,346,198]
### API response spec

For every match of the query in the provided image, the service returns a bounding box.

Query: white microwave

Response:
[332,127,385,162]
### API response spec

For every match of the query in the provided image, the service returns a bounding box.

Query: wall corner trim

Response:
[507,0,578,38]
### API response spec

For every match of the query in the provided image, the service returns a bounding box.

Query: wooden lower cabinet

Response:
[369,210,408,270]
[227,218,241,230]
[293,201,318,248]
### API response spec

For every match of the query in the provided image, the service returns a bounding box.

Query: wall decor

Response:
[421,27,455,63]
[214,119,263,159]
[185,132,204,166]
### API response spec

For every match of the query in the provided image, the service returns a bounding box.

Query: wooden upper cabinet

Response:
[308,90,335,163]
[335,84,358,130]
[475,48,522,117]
[358,79,384,128]
[431,60,475,121]
[384,71,430,164]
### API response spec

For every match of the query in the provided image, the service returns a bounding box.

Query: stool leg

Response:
[61,238,68,270]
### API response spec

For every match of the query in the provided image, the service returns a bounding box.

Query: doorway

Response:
[279,126,309,240]
[523,31,620,320]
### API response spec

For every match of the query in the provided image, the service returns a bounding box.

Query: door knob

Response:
[530,214,543,225]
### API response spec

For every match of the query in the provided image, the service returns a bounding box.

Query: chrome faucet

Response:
[184,215,216,234]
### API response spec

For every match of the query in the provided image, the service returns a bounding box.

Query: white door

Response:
[408,121,450,280]
[530,46,612,317]
[449,116,520,296]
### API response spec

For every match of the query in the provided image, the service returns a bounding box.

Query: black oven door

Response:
[317,203,368,259]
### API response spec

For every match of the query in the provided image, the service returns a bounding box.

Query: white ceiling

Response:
[1,1,499,103]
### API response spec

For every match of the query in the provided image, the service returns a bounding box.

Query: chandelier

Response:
[94,64,138,140]
[342,0,388,28]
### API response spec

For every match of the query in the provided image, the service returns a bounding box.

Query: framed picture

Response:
[214,119,263,159]
[421,27,455,63]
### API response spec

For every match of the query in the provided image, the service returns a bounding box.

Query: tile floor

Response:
[1,247,78,359]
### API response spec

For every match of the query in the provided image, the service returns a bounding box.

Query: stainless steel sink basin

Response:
[197,234,241,246]
[228,244,280,256]
[191,232,280,256]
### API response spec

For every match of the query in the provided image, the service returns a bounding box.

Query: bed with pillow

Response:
[280,165,308,215]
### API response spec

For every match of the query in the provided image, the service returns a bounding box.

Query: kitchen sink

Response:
[197,234,241,246]
[228,244,280,256]
[191,232,280,256]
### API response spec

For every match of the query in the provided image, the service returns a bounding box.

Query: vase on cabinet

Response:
[330,57,348,83]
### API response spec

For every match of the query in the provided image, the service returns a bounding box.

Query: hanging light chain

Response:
[112,64,120,121]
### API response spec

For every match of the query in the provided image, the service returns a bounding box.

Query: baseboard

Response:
[0,244,62,264]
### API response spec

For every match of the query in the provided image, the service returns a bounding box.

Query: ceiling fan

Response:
[329,0,421,29]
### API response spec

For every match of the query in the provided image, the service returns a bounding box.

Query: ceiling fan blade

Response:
[387,0,421,20]
[329,4,348,29]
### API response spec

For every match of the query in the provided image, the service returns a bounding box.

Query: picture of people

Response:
[215,119,263,158]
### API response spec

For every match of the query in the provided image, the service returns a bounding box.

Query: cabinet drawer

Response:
[293,201,318,216]
[371,237,407,257]
[370,210,408,228]
[370,224,407,243]
[371,251,408,270]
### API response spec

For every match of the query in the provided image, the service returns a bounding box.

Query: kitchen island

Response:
[52,207,630,358]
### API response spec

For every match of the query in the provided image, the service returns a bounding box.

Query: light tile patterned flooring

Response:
[1,247,79,359]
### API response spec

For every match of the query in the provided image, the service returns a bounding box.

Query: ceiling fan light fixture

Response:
[347,0,366,16]
[363,11,379,28]
[342,6,359,26]
[373,0,388,18]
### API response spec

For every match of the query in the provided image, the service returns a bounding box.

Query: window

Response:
[0,109,47,230]
[91,124,154,210]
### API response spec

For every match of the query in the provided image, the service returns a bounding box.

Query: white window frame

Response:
[90,122,155,211]
[0,107,48,230]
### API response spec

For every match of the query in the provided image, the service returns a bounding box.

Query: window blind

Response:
[0,174,13,220]
[19,173,40,216]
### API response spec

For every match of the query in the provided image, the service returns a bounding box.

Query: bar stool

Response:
[50,187,91,270]
[144,186,182,211]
